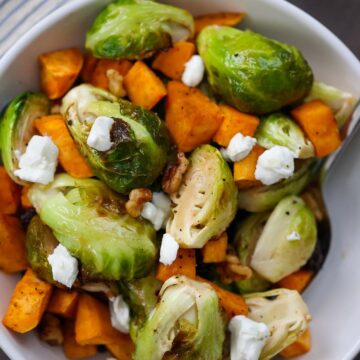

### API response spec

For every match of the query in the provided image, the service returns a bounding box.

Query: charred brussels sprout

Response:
[256,113,314,158]
[86,0,194,60]
[245,289,311,360]
[305,81,356,128]
[233,213,271,294]
[26,215,61,285]
[133,276,226,360]
[0,92,50,184]
[29,174,158,281]
[61,84,170,194]
[197,27,313,115]
[238,160,318,212]
[250,195,317,282]
[166,145,237,248]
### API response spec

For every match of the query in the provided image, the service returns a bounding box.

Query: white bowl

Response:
[1,1,360,359]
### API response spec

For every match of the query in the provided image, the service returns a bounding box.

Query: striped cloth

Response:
[0,0,72,58]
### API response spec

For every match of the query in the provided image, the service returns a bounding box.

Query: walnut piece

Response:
[125,188,152,218]
[217,254,253,284]
[106,69,127,98]
[162,152,189,194]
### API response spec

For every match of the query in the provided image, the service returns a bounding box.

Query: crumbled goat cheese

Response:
[221,133,257,162]
[159,233,179,266]
[87,116,114,151]
[182,55,205,87]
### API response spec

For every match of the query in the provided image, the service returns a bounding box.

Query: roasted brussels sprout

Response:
[0,92,50,184]
[86,0,194,60]
[306,81,356,128]
[29,174,158,281]
[119,274,162,340]
[233,213,271,294]
[238,160,318,212]
[133,275,226,360]
[26,215,61,285]
[197,27,313,115]
[61,84,170,194]
[256,113,314,158]
[245,289,312,360]
[250,195,317,282]
[166,145,237,248]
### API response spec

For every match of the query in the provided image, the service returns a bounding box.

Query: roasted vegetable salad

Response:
[0,1,356,360]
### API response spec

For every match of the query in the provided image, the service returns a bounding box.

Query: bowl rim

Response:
[0,0,360,359]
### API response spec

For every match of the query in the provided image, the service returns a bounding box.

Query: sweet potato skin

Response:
[34,115,93,178]
[2,268,53,333]
[123,61,167,110]
[152,41,196,80]
[156,249,196,282]
[166,81,223,152]
[47,289,79,318]
[39,48,84,100]
[0,215,28,273]
[0,167,20,214]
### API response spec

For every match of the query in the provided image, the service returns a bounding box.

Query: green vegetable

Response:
[238,160,318,212]
[305,81,356,128]
[0,92,50,184]
[119,274,162,341]
[61,84,170,194]
[197,26,313,115]
[133,275,226,360]
[26,215,61,285]
[256,112,314,158]
[29,174,158,281]
[250,195,317,282]
[233,213,271,293]
[167,145,237,248]
[245,289,311,360]
[86,0,194,60]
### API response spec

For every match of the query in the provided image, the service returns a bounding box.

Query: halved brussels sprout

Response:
[26,215,61,285]
[119,274,162,341]
[61,84,170,194]
[166,145,237,248]
[197,27,313,115]
[0,92,50,184]
[238,160,318,213]
[133,275,226,360]
[86,0,194,60]
[245,289,311,360]
[306,81,356,128]
[29,174,158,281]
[250,195,317,282]
[256,113,314,159]
[233,213,271,294]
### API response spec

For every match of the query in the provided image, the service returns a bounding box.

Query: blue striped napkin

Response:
[0,0,71,58]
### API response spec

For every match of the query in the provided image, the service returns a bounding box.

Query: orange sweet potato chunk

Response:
[106,332,135,360]
[0,215,28,273]
[280,328,311,358]
[81,54,99,83]
[166,81,223,152]
[202,233,228,263]
[0,167,20,214]
[47,289,79,318]
[277,270,313,293]
[213,105,260,147]
[195,12,245,34]
[123,61,167,110]
[39,48,84,99]
[152,41,196,80]
[2,268,52,333]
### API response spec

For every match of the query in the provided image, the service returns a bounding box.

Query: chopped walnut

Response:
[217,254,253,284]
[301,186,326,222]
[106,69,127,98]
[162,152,189,194]
[125,188,152,218]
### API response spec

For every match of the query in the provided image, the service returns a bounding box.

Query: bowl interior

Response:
[1,0,360,359]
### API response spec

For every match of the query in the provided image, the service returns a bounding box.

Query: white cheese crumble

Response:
[182,55,205,87]
[109,295,130,334]
[86,116,114,151]
[159,233,179,266]
[229,315,270,360]
[287,231,301,241]
[255,146,295,185]
[141,192,171,231]
[48,244,78,288]
[221,133,257,162]
[14,135,58,185]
